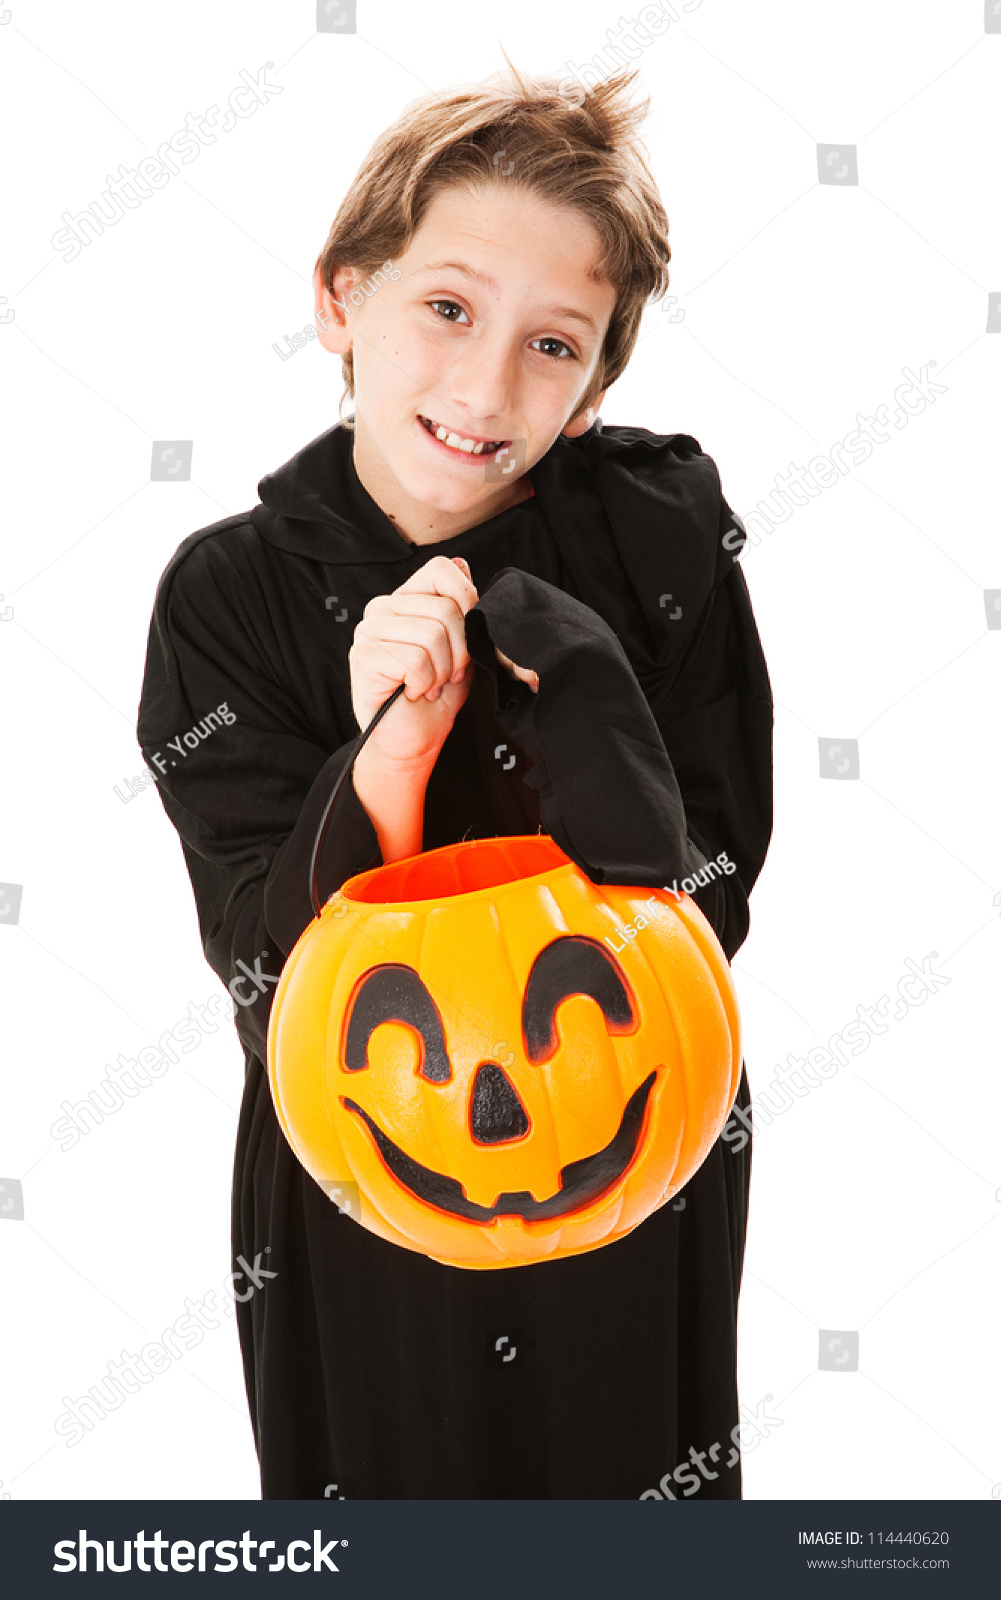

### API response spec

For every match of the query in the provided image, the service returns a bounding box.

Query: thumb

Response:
[451,556,471,577]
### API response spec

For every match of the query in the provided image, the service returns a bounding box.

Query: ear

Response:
[561,389,607,439]
[312,263,364,356]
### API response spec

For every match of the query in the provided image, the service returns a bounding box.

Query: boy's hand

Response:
[349,554,539,770]
[350,555,479,766]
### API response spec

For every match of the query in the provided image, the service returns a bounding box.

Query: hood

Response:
[250,421,409,563]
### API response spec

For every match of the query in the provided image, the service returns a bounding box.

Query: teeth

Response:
[423,416,502,455]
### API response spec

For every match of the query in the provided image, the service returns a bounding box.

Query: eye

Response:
[428,299,470,324]
[530,336,577,361]
[343,964,452,1083]
[522,936,636,1064]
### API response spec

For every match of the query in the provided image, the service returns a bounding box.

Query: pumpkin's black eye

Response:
[522,936,635,1064]
[343,964,451,1082]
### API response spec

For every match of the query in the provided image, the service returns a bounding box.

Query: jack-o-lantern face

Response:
[340,938,649,1223]
[267,835,741,1270]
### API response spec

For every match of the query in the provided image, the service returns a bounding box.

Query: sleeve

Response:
[651,553,773,960]
[464,559,772,964]
[136,536,381,1066]
[578,431,774,963]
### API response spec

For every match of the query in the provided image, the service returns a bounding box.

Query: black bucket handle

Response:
[308,681,407,919]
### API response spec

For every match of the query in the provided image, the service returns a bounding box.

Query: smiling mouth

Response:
[341,1071,657,1223]
[417,413,511,458]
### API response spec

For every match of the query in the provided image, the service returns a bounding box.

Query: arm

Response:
[342,552,476,861]
[137,535,385,1065]
[137,540,494,1067]
[350,742,436,863]
[653,559,773,959]
[548,424,773,957]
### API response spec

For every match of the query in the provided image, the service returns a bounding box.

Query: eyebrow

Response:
[412,259,602,336]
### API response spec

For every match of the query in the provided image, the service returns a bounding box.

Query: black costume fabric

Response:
[136,418,773,1499]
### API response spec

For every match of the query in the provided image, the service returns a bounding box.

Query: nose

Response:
[469,1062,529,1144]
[448,334,519,432]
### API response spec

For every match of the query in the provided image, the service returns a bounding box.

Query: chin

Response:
[402,464,497,517]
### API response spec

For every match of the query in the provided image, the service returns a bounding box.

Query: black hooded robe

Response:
[136,418,773,1499]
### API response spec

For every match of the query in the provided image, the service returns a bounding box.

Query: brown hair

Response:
[314,61,671,425]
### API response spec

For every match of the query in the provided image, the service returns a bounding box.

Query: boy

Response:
[137,64,772,1498]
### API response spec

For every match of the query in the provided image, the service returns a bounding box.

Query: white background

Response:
[1,0,998,1500]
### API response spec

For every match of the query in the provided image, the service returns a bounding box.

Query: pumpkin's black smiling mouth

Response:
[341,1071,657,1223]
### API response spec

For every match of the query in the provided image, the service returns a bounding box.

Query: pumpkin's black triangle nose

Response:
[469,1062,530,1144]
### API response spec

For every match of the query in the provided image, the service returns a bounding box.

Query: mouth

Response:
[341,1070,657,1223]
[417,413,511,461]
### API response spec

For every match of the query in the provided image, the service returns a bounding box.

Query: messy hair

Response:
[314,61,672,426]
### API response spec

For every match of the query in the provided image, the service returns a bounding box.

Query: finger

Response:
[494,645,539,692]
[367,591,470,682]
[349,631,417,709]
[355,620,454,699]
[354,639,438,705]
[369,608,459,686]
[395,552,479,614]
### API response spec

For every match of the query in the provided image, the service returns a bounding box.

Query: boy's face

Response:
[315,182,618,539]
